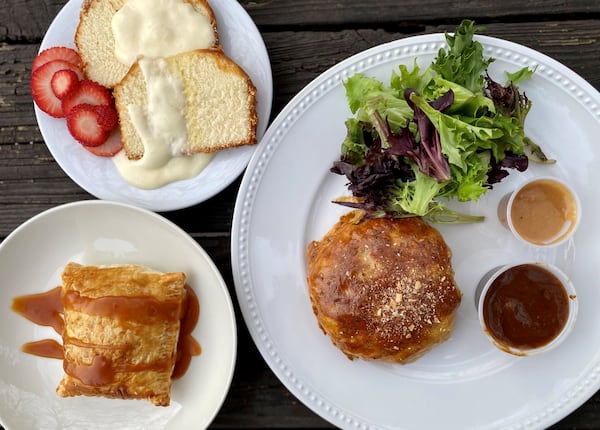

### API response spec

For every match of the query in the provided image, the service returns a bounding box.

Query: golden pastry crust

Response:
[56,263,186,406]
[306,211,462,363]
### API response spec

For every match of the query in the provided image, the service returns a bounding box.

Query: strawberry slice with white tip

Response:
[84,129,123,157]
[32,46,82,72]
[30,60,84,117]
[66,104,110,147]
[50,69,80,100]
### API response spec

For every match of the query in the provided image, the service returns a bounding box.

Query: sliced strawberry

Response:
[94,104,118,130]
[50,69,80,100]
[30,60,85,118]
[32,46,82,72]
[61,80,113,116]
[66,104,110,147]
[84,129,123,157]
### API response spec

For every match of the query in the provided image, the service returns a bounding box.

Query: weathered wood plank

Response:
[2,21,599,145]
[0,1,68,41]
[1,2,600,429]
[243,0,600,27]
[0,43,40,144]
[264,20,600,115]
[3,0,600,40]
[0,143,241,236]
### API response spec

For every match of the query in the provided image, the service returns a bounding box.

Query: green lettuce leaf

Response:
[506,66,536,85]
[432,19,494,93]
[390,167,444,216]
[330,19,541,223]
[340,118,368,164]
[408,92,503,169]
[344,73,414,132]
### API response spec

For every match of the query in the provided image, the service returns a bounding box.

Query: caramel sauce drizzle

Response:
[21,339,64,359]
[67,354,114,387]
[11,282,201,383]
[173,284,202,379]
[11,286,64,334]
[63,291,183,323]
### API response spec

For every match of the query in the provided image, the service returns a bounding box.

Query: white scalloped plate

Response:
[231,34,600,429]
[35,0,272,212]
[0,201,236,430]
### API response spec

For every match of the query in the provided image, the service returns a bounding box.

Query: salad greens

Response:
[331,19,549,223]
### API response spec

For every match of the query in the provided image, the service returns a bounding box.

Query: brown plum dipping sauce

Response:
[506,177,580,246]
[480,263,576,355]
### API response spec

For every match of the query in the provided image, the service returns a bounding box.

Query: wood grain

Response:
[243,0,600,26]
[1,0,600,428]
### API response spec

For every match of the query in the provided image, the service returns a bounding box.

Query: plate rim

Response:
[231,32,600,429]
[35,0,273,212]
[0,199,238,430]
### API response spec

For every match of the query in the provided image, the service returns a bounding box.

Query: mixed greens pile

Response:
[331,20,551,223]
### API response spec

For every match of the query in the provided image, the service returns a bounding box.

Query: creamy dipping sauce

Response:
[482,264,570,352]
[113,57,213,189]
[111,0,215,68]
[509,178,578,246]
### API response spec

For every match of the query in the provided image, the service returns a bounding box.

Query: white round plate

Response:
[231,34,600,429]
[35,0,273,212]
[0,201,236,430]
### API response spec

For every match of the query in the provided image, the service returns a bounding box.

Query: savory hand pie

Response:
[56,262,186,406]
[306,211,462,363]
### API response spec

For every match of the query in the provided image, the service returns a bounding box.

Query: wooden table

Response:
[2,1,600,428]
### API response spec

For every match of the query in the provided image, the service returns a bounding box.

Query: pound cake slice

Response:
[75,0,219,88]
[113,49,258,160]
[56,262,186,406]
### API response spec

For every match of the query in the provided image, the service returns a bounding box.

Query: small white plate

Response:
[0,201,236,430]
[35,0,273,211]
[232,34,600,429]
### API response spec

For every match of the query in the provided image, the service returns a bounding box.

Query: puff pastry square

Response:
[56,262,186,406]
